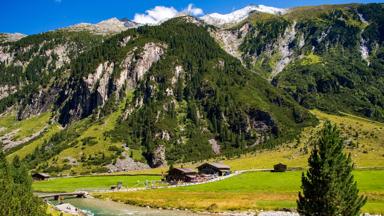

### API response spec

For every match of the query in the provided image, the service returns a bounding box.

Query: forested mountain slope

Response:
[211,3,384,121]
[0,17,315,174]
[1,3,383,175]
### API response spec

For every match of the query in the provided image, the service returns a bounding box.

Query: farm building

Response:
[166,168,197,182]
[273,163,287,172]
[32,173,50,181]
[197,162,231,176]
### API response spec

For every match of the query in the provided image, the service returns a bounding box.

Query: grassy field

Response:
[7,124,62,160]
[213,110,384,170]
[95,170,384,214]
[0,112,51,140]
[33,175,161,192]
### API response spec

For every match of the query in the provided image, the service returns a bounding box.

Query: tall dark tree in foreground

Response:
[297,121,367,216]
[0,153,47,216]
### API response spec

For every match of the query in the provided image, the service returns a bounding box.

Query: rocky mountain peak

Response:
[65,17,139,35]
[0,33,27,43]
[201,5,287,27]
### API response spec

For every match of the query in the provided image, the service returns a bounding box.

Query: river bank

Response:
[57,198,215,216]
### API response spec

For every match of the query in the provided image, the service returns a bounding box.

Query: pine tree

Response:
[0,153,48,216]
[297,121,367,216]
[0,151,13,216]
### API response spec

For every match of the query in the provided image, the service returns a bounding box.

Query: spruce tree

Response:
[297,121,367,216]
[0,151,13,216]
[0,153,47,216]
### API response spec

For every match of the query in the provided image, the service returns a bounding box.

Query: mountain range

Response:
[0,3,383,175]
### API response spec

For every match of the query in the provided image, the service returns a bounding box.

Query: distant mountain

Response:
[0,33,26,43]
[65,18,139,35]
[201,5,287,27]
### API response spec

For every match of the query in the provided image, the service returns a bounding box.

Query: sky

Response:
[1,0,384,35]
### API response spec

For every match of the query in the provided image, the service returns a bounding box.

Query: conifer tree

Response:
[0,153,47,216]
[297,121,367,216]
[0,151,13,216]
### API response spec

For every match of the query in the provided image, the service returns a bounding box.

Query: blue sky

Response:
[1,0,383,35]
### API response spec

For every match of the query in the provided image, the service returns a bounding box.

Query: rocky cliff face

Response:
[0,30,105,119]
[57,42,166,125]
[209,23,250,61]
[0,85,17,100]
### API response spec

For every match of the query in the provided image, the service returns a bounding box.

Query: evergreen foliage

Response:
[0,152,47,216]
[0,30,104,114]
[104,18,315,164]
[297,121,367,215]
[239,3,384,122]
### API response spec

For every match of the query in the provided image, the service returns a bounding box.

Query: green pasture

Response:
[96,170,384,214]
[33,175,161,192]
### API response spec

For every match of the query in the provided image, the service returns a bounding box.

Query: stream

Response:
[52,198,213,216]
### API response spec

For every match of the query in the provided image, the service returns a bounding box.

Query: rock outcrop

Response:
[58,42,166,125]
[209,23,250,60]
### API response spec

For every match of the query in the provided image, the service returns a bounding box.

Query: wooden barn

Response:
[273,163,287,172]
[197,162,231,176]
[166,168,197,182]
[32,173,50,181]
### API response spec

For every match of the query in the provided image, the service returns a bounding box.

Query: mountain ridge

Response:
[0,3,383,175]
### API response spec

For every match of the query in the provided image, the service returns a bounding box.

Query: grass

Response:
[7,124,62,160]
[49,111,124,173]
[107,109,384,176]
[300,53,322,65]
[28,109,384,213]
[215,110,384,170]
[0,112,51,140]
[313,110,384,168]
[33,175,161,193]
[95,170,384,214]
[47,205,72,216]
[285,4,357,20]
[31,91,144,175]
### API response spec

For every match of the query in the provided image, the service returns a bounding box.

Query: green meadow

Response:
[33,175,161,193]
[95,170,384,214]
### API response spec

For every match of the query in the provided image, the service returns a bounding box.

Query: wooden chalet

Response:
[32,173,50,181]
[197,162,231,176]
[273,163,287,172]
[166,168,197,182]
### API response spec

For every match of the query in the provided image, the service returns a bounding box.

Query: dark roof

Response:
[198,162,230,169]
[173,168,196,174]
[32,173,50,178]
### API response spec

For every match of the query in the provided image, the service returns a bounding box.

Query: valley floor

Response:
[31,109,384,214]
[94,170,384,214]
[34,170,384,214]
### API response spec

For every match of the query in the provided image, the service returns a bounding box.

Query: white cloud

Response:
[183,4,204,16]
[133,6,178,24]
[133,4,204,25]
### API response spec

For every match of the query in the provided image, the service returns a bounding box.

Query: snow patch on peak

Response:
[201,5,287,27]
